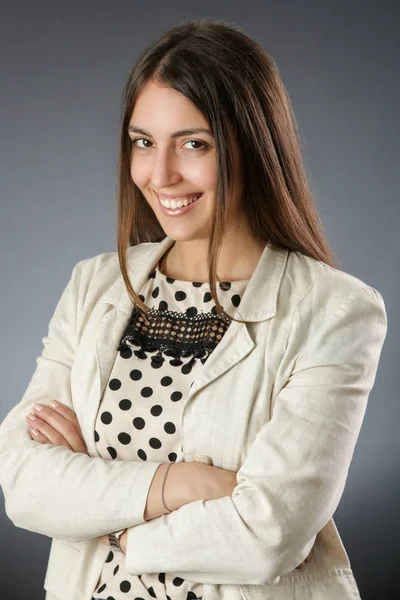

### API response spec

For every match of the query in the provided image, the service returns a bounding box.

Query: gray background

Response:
[0,1,398,598]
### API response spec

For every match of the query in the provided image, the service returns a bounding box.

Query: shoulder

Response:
[283,249,386,325]
[76,241,159,278]
[70,241,160,302]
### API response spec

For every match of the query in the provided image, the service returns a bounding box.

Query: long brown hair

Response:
[116,18,339,324]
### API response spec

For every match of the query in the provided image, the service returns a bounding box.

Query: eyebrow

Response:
[128,125,213,138]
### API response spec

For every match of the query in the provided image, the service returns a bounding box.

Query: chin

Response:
[160,224,211,243]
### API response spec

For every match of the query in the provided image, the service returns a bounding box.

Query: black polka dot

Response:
[203,291,212,302]
[152,286,160,298]
[97,583,106,593]
[149,437,162,449]
[158,300,168,311]
[164,422,176,434]
[105,550,114,563]
[118,432,131,445]
[168,452,178,462]
[186,306,198,317]
[148,586,156,597]
[231,294,241,307]
[166,276,175,283]
[106,596,116,600]
[113,564,119,576]
[119,346,132,359]
[150,405,163,416]
[94,430,99,442]
[141,386,153,398]
[219,281,231,291]
[149,269,156,279]
[187,593,198,599]
[130,369,142,381]
[120,580,131,593]
[192,281,203,287]
[139,294,145,302]
[109,378,122,391]
[171,391,183,402]
[161,376,172,386]
[119,399,132,411]
[137,448,147,460]
[175,290,186,301]
[158,573,166,584]
[133,417,145,430]
[172,576,184,586]
[101,411,112,425]
[107,447,117,459]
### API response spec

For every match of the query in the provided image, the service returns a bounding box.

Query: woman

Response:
[0,18,387,600]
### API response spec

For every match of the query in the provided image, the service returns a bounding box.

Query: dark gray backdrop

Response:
[0,1,398,598]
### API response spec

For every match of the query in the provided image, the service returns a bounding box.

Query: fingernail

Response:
[33,403,43,411]
[49,400,58,407]
[31,429,39,436]
[27,413,37,421]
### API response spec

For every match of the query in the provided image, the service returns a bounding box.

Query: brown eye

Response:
[131,138,152,149]
[184,140,208,150]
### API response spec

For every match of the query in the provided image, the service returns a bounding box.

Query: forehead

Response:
[129,80,209,131]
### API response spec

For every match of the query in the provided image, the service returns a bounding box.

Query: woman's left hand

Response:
[25,400,88,454]
[26,400,127,553]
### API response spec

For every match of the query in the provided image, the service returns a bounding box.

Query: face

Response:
[128,79,243,242]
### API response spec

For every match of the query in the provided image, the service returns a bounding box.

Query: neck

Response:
[160,230,266,283]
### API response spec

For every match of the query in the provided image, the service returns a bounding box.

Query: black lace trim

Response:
[117,305,231,368]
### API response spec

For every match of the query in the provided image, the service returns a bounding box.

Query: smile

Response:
[158,193,204,216]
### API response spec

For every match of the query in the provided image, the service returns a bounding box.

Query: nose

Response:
[150,147,181,189]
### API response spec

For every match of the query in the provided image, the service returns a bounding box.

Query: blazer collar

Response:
[102,236,289,323]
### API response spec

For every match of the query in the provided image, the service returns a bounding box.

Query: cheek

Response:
[190,159,217,191]
[130,153,154,186]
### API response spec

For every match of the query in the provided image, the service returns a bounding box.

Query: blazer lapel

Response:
[93,238,176,435]
[186,240,289,396]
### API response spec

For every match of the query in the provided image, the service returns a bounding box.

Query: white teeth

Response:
[160,194,201,209]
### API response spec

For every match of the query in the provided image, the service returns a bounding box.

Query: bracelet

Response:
[160,462,173,513]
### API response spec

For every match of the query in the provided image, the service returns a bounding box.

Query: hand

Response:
[25,400,88,454]
[187,462,313,570]
[25,400,116,550]
[184,461,238,504]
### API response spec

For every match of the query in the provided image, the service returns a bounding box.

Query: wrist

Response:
[108,528,127,553]
[160,462,174,513]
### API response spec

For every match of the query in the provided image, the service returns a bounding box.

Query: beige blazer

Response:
[0,236,387,600]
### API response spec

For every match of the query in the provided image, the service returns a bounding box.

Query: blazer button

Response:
[193,454,213,465]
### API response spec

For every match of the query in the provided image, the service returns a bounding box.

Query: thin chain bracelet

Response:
[160,462,173,513]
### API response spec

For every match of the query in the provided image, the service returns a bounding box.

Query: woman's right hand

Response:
[181,461,237,504]
[184,461,312,569]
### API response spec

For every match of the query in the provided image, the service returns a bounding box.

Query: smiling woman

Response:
[0,16,387,600]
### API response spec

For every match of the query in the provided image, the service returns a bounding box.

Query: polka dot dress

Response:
[91,254,249,600]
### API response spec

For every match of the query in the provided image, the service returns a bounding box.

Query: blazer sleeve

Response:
[0,259,163,541]
[124,284,388,585]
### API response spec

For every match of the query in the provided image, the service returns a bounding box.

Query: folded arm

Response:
[124,284,387,586]
[0,259,163,541]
